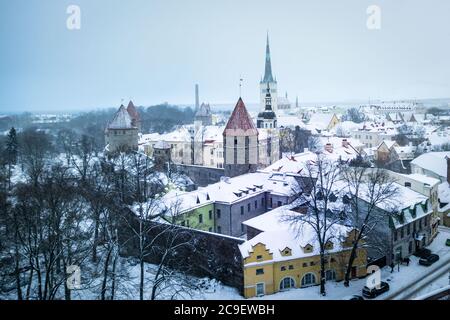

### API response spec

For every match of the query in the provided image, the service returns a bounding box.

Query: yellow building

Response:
[240,207,367,298]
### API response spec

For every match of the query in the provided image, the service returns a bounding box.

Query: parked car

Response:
[413,248,431,259]
[446,239,450,247]
[362,281,390,299]
[342,295,364,301]
[419,254,439,266]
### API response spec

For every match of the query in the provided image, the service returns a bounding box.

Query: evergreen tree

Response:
[5,127,18,190]
[6,127,18,165]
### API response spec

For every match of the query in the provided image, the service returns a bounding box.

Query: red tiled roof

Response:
[127,100,140,121]
[223,98,258,136]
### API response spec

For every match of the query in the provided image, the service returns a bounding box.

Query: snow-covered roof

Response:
[239,206,352,264]
[154,140,171,149]
[398,173,440,187]
[438,182,450,205]
[307,113,338,130]
[277,115,306,128]
[262,139,361,176]
[108,105,135,129]
[411,152,450,178]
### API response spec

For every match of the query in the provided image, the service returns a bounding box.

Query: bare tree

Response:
[282,153,341,296]
[340,166,399,287]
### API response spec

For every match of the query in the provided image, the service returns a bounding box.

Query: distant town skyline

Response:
[1,0,450,112]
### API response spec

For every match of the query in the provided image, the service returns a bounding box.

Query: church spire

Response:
[263,32,274,83]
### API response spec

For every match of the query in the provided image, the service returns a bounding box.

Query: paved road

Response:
[385,227,450,300]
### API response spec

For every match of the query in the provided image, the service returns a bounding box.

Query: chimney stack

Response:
[446,156,450,184]
[342,139,349,148]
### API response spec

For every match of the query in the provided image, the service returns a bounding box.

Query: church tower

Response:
[260,33,278,113]
[257,83,277,129]
[223,98,259,178]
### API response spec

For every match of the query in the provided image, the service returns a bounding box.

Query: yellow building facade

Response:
[241,231,368,298]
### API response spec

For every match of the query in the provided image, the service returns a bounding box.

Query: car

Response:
[362,281,390,299]
[413,248,431,259]
[342,295,364,301]
[419,254,439,266]
[446,239,450,247]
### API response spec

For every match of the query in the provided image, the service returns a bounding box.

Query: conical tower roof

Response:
[108,105,134,129]
[223,98,258,136]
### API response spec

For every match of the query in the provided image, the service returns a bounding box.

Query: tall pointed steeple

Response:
[263,32,274,83]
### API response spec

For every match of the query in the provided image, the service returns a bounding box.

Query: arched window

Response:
[325,269,336,281]
[301,273,316,287]
[280,277,295,291]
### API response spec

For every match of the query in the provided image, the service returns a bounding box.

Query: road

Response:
[385,226,450,300]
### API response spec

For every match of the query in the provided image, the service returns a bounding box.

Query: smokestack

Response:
[195,84,200,111]
[446,156,450,184]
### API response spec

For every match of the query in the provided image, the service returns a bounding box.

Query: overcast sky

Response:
[0,0,449,112]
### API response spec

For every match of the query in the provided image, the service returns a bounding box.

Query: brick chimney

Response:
[342,139,349,148]
[325,142,333,153]
[446,156,450,184]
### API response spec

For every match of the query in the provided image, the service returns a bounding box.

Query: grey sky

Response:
[0,0,449,112]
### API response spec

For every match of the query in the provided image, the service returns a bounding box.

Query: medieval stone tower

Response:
[105,101,140,154]
[223,98,259,178]
[260,33,278,113]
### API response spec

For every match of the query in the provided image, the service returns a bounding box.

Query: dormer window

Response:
[280,247,292,256]
[303,244,313,253]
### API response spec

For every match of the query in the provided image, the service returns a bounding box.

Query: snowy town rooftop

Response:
[411,152,450,178]
[239,205,352,265]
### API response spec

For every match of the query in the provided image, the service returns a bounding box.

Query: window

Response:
[405,182,411,187]
[408,241,413,254]
[181,221,185,227]
[234,137,238,145]
[262,198,265,206]
[325,270,336,281]
[309,261,315,266]
[208,227,213,232]
[400,227,404,239]
[407,224,410,236]
[217,209,221,219]
[301,273,316,287]
[256,268,264,275]
[280,266,286,271]
[288,265,294,270]
[248,203,251,212]
[394,231,398,242]
[256,255,263,261]
[240,206,244,215]
[424,217,428,227]
[302,263,308,268]
[419,219,422,229]
[217,226,221,234]
[280,277,295,291]
[198,214,203,224]
[209,210,212,220]
[241,224,244,233]
[255,200,258,209]
[277,201,282,207]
